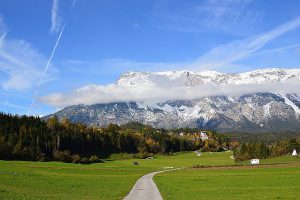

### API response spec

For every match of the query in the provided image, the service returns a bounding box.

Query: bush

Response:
[80,157,91,164]
[136,151,154,159]
[12,147,34,161]
[192,164,205,168]
[89,155,102,163]
[71,154,81,164]
[53,150,72,163]
[0,140,12,160]
[36,153,46,162]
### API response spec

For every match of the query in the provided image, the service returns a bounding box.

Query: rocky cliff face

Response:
[45,68,300,132]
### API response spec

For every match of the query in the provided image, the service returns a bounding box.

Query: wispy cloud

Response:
[50,0,60,33]
[0,15,6,33]
[41,78,300,108]
[28,0,77,114]
[40,16,300,108]
[0,90,29,99]
[0,101,27,110]
[59,15,300,79]
[195,0,260,30]
[152,0,261,34]
[192,16,300,70]
[62,58,189,76]
[64,16,300,74]
[0,32,57,91]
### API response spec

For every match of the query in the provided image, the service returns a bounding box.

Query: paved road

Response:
[123,170,165,200]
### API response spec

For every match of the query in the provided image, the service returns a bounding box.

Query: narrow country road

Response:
[123,170,167,200]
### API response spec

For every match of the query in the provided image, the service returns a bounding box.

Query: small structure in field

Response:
[146,157,153,159]
[292,149,297,156]
[132,162,140,165]
[194,150,202,156]
[200,131,209,140]
[162,167,174,169]
[250,159,260,165]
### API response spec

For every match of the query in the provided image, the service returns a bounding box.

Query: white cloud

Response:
[0,34,57,91]
[50,0,61,33]
[195,0,259,29]
[0,101,27,110]
[62,58,189,76]
[64,16,300,75]
[152,0,261,34]
[192,16,300,70]
[0,15,6,34]
[41,79,300,108]
[28,22,68,114]
[41,16,300,109]
[28,0,78,114]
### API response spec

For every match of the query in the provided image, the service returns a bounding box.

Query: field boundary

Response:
[190,163,300,170]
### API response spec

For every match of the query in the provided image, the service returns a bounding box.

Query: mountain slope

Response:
[46,68,300,131]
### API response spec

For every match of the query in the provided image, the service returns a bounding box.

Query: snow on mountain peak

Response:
[116,68,300,87]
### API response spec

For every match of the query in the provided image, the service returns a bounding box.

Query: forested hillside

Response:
[0,113,229,163]
[233,139,300,161]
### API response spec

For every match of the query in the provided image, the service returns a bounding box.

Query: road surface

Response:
[123,170,166,200]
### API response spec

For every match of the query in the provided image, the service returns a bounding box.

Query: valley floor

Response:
[155,164,300,200]
[0,152,299,200]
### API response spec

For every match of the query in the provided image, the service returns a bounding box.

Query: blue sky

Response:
[0,0,300,116]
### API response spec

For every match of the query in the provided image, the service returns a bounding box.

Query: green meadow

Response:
[155,155,300,200]
[1,151,300,200]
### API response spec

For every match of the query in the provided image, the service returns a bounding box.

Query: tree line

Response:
[233,138,300,161]
[0,113,229,163]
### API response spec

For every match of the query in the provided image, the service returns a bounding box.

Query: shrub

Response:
[192,164,205,168]
[53,150,72,163]
[89,155,101,163]
[80,157,91,164]
[36,153,46,162]
[71,154,81,164]
[136,151,153,159]
[0,140,12,160]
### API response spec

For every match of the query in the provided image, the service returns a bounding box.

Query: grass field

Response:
[1,152,299,200]
[0,151,233,200]
[155,155,300,200]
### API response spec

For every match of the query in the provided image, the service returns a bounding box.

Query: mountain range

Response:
[45,68,300,132]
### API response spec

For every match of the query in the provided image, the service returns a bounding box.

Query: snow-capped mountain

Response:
[116,68,300,87]
[46,68,300,132]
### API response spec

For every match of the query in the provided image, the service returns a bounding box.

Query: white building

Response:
[250,159,260,165]
[194,150,202,157]
[200,131,209,140]
[292,149,297,156]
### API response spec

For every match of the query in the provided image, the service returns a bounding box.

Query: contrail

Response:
[50,0,59,33]
[27,0,77,115]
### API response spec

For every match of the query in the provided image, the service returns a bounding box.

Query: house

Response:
[250,159,260,165]
[292,149,297,156]
[200,131,209,140]
[194,150,202,156]
[179,132,184,137]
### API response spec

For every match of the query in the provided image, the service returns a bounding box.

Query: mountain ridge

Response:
[45,68,300,132]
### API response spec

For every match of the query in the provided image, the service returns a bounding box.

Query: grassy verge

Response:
[4,151,298,200]
[0,151,233,200]
[155,156,300,200]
